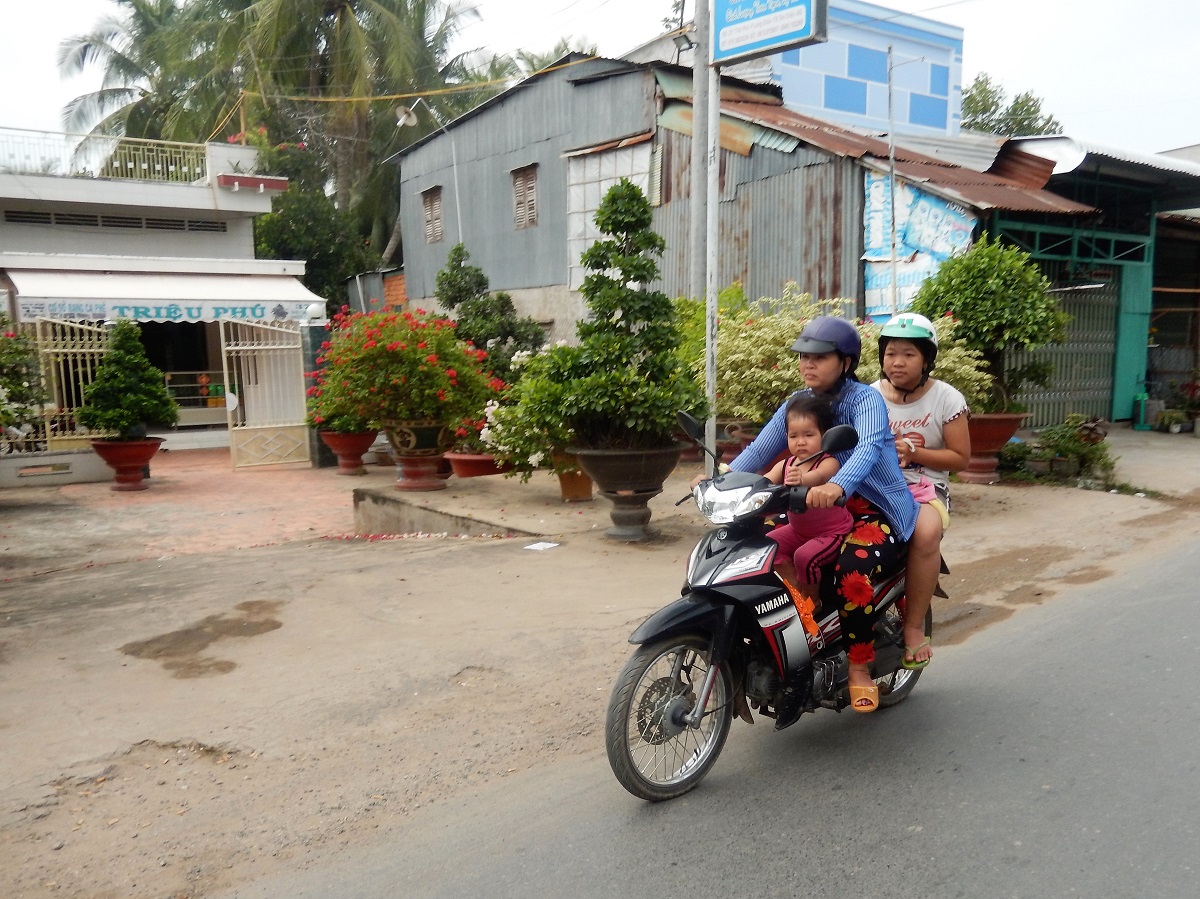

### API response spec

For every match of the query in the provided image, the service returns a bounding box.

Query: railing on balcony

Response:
[0,126,209,184]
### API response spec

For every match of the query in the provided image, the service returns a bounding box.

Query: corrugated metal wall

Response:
[1011,263,1119,425]
[651,128,863,304]
[399,62,657,300]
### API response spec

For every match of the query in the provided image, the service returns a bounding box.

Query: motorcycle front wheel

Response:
[605,635,733,802]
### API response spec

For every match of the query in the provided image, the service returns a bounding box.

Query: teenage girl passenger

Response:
[871,312,970,670]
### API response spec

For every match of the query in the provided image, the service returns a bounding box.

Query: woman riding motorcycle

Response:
[727,316,918,712]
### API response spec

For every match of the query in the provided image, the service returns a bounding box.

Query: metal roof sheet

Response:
[719,102,1095,215]
[1013,136,1200,179]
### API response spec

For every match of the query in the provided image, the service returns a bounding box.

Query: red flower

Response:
[839,571,874,608]
[847,642,874,665]
[846,521,886,546]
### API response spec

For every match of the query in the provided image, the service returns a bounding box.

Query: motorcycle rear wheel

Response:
[876,604,933,708]
[605,636,733,802]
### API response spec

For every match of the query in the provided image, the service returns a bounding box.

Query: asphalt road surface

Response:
[217,542,1200,899]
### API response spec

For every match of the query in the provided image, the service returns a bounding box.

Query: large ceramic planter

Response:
[963,413,1030,484]
[318,430,378,476]
[383,419,451,492]
[568,444,684,540]
[90,437,165,491]
[443,451,515,478]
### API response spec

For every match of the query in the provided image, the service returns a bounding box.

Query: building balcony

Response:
[0,128,286,217]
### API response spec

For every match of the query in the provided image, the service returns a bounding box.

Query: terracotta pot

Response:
[556,469,594,502]
[568,444,684,540]
[443,451,515,478]
[318,430,378,476]
[383,419,451,492]
[963,413,1030,484]
[90,437,165,491]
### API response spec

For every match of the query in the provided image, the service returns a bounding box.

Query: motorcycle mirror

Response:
[676,411,704,442]
[822,424,858,455]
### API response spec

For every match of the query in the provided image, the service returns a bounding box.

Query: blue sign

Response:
[712,0,827,66]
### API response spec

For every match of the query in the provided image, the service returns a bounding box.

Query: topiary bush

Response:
[77,320,179,439]
[497,179,705,454]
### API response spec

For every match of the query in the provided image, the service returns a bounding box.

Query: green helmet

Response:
[878,312,939,383]
[879,312,938,346]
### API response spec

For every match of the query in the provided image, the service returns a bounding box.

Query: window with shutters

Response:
[422,187,444,243]
[512,165,538,229]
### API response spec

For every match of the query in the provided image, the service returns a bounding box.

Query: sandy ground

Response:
[2,442,1199,898]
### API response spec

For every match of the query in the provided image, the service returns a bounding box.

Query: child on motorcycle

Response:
[764,394,853,620]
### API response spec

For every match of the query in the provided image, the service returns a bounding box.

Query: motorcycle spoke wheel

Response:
[605,636,733,802]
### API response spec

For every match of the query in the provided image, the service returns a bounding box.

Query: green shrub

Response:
[77,320,179,439]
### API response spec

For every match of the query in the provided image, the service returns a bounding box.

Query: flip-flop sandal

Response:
[902,638,932,670]
[848,683,879,713]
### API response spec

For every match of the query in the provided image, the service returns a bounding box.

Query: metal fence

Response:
[0,126,207,183]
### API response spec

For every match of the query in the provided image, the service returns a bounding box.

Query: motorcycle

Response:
[604,412,932,801]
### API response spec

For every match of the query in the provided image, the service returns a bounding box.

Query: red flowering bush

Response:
[307,308,505,432]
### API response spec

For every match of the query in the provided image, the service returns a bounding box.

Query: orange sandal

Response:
[848,682,879,713]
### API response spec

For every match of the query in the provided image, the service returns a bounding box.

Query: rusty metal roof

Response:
[719,101,1096,215]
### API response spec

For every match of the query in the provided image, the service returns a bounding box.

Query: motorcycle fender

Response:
[628,592,734,647]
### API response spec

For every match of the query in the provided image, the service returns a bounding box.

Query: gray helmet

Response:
[791,316,861,362]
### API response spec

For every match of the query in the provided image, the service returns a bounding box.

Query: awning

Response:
[5,269,325,323]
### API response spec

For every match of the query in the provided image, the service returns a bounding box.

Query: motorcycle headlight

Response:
[694,482,773,524]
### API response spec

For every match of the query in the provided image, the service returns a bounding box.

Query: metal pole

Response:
[705,57,721,458]
[887,44,898,316]
[690,0,709,304]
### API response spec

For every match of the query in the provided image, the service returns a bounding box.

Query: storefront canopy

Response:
[5,269,325,323]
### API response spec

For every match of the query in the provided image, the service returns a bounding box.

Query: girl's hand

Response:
[782,464,804,486]
[807,482,844,508]
[895,436,916,467]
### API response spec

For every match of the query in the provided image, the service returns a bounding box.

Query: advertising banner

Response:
[863,172,975,320]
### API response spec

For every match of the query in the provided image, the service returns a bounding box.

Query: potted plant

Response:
[443,403,516,478]
[1,314,48,453]
[305,357,378,477]
[76,319,180,491]
[309,307,502,490]
[910,233,1068,483]
[500,180,705,538]
[1026,414,1116,483]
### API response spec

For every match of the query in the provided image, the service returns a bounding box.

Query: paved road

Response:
[217,542,1200,899]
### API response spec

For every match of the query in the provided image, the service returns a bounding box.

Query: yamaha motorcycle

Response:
[604,412,932,801]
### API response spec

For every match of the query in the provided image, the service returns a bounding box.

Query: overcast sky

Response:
[1,0,1195,154]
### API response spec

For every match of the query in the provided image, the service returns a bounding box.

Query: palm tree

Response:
[57,0,193,138]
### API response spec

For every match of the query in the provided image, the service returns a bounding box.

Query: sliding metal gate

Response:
[219,320,310,467]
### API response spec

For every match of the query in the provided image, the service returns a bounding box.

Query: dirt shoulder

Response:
[2,476,1198,898]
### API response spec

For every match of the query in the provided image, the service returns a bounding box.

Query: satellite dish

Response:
[395,105,419,127]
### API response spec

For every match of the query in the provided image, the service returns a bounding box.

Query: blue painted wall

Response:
[769,0,963,136]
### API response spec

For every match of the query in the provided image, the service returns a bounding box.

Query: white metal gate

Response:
[219,320,311,467]
[34,318,110,450]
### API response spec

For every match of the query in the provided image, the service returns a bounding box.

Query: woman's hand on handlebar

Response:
[806,482,845,509]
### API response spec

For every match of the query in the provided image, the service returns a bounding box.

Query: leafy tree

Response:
[909,234,1066,411]
[255,187,379,306]
[661,0,686,31]
[961,72,1062,137]
[434,244,545,383]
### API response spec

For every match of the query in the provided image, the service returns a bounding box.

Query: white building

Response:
[0,128,324,473]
